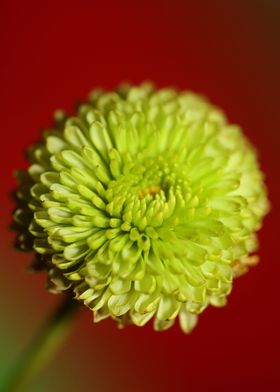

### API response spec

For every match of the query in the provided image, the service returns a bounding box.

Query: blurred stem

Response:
[1,296,79,392]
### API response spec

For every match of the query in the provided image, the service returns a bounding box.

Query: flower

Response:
[13,82,269,333]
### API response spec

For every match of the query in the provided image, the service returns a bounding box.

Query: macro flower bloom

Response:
[14,83,269,333]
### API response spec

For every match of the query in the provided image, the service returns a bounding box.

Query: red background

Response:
[0,1,279,391]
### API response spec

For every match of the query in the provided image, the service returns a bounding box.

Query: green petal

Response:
[110,278,131,295]
[108,292,136,316]
[179,307,198,334]
[156,295,181,320]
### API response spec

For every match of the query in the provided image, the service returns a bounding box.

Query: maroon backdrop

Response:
[1,1,279,391]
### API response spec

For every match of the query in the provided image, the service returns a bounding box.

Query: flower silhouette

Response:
[13,83,269,333]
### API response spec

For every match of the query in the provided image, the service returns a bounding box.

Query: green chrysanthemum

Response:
[14,83,269,333]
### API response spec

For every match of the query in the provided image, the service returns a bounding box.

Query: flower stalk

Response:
[2,296,79,392]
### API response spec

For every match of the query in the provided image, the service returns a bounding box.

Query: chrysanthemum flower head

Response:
[14,83,269,333]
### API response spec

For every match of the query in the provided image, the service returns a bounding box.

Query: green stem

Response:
[1,296,79,392]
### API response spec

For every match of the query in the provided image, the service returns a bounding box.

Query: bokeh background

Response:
[1,0,279,391]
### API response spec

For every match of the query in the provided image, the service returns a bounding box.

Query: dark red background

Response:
[1,1,279,391]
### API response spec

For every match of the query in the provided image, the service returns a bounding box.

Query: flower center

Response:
[138,185,161,199]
